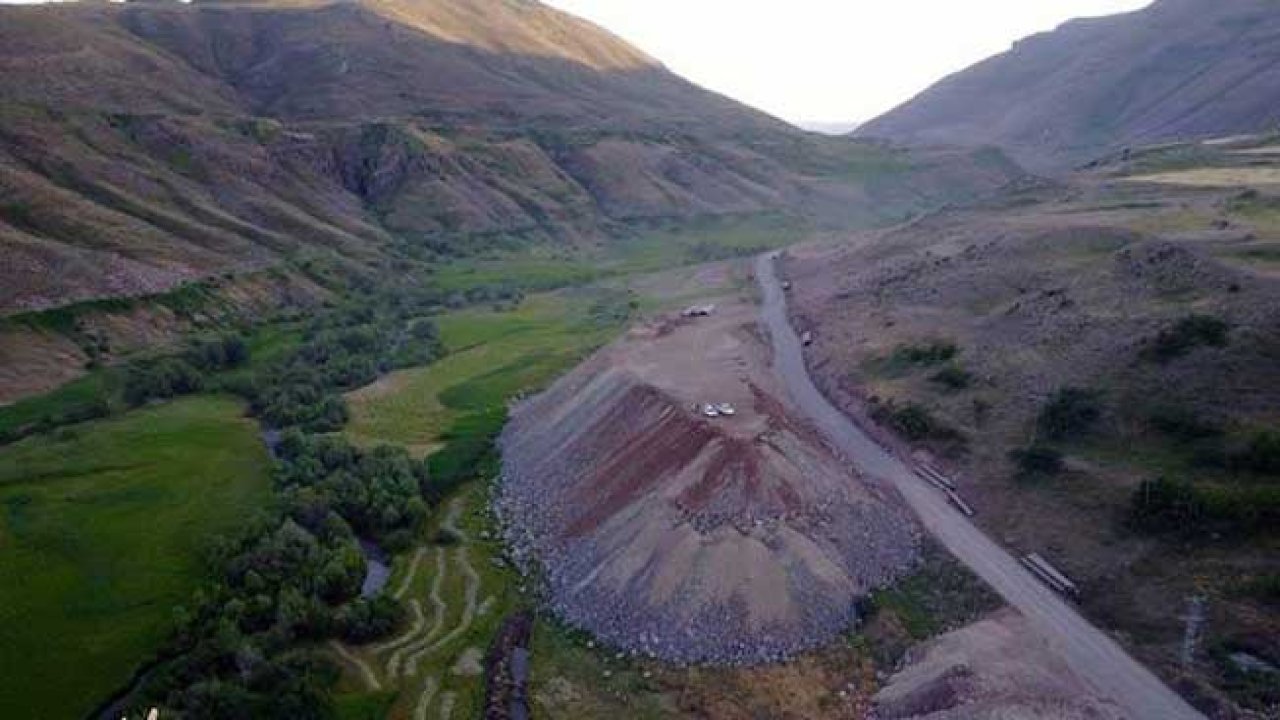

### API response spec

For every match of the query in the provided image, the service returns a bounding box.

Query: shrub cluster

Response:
[929,365,972,391]
[247,304,444,432]
[1037,387,1103,441]
[128,434,428,717]
[142,516,403,719]
[1144,314,1230,362]
[185,334,250,372]
[1010,444,1065,477]
[1129,477,1280,538]
[891,341,958,368]
[114,291,460,717]
[123,334,249,407]
[872,400,962,443]
[1192,430,1280,476]
[1148,405,1223,441]
[275,431,430,551]
[124,358,205,406]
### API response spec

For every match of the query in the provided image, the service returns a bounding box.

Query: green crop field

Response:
[344,291,627,456]
[429,212,800,293]
[0,396,273,719]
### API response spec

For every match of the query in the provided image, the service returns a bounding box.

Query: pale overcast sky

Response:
[545,0,1153,125]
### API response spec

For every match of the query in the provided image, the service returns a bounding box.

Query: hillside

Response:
[859,0,1280,171]
[783,136,1280,714]
[0,0,1022,321]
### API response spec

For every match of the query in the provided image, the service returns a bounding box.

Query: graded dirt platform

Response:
[874,609,1126,720]
[497,296,920,664]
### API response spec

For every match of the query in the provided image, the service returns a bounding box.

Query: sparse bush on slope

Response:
[1010,444,1065,478]
[929,365,972,391]
[1145,314,1230,362]
[1037,387,1103,441]
[1129,477,1280,538]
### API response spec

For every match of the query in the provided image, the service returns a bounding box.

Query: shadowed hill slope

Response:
[859,0,1280,171]
[0,0,1023,316]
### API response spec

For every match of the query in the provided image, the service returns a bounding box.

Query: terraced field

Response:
[334,486,522,720]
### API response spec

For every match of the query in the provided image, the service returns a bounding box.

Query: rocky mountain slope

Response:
[859,0,1280,171]
[0,0,1022,316]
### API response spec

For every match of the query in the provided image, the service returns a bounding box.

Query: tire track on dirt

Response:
[329,640,381,691]
[412,675,439,720]
[388,547,448,677]
[402,545,480,677]
[371,599,424,655]
[395,547,427,600]
[402,497,480,678]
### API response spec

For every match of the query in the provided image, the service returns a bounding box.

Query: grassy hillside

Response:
[0,396,273,719]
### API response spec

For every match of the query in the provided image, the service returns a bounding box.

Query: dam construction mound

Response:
[497,301,920,664]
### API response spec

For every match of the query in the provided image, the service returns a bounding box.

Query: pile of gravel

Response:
[494,365,921,665]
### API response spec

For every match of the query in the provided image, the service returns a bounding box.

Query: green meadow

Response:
[0,396,273,719]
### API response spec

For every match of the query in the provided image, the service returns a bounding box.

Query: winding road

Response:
[755,253,1203,720]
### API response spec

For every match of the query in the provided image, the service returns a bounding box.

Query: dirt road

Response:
[755,253,1203,720]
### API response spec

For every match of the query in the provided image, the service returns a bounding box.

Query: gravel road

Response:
[756,252,1204,720]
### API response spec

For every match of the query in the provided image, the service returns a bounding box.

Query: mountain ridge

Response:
[858,0,1280,171]
[0,0,1021,316]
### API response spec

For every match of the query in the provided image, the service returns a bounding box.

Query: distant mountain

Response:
[798,121,861,136]
[859,0,1280,171]
[0,0,1021,315]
